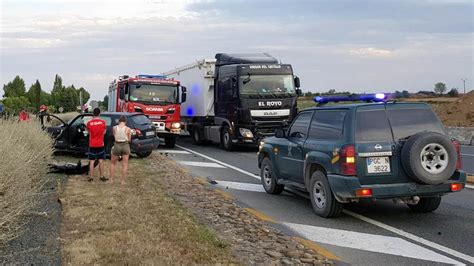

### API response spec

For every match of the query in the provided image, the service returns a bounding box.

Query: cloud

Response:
[349,47,393,57]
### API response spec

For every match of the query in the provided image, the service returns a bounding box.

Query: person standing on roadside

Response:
[86,108,108,182]
[109,115,131,185]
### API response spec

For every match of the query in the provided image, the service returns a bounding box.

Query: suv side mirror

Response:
[181,86,187,103]
[275,128,286,138]
[294,76,300,88]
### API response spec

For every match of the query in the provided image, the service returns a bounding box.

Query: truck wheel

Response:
[164,137,176,148]
[309,171,343,218]
[220,125,234,151]
[136,151,152,158]
[401,132,456,185]
[191,126,203,145]
[407,197,442,213]
[260,157,284,194]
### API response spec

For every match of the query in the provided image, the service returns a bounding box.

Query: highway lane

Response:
[157,137,474,265]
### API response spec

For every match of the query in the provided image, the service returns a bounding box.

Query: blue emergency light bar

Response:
[314,93,388,104]
[137,74,167,79]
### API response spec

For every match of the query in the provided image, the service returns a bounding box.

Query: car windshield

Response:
[131,115,151,125]
[239,75,295,98]
[129,83,178,104]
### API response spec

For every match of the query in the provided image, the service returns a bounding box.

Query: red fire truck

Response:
[108,74,187,148]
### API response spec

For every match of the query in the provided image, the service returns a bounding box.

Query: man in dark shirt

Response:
[86,108,108,182]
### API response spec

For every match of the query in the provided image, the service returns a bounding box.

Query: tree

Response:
[3,96,30,115]
[51,74,65,107]
[77,87,90,103]
[26,80,42,110]
[434,82,447,95]
[401,90,410,98]
[102,95,109,109]
[3,76,26,98]
[447,88,459,97]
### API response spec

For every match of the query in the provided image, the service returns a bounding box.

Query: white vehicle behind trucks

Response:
[163,53,302,151]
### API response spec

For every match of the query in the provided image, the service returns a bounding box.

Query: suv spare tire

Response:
[401,132,456,185]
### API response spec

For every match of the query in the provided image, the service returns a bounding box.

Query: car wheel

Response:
[220,125,234,151]
[164,137,176,148]
[309,171,343,218]
[401,132,456,185]
[191,126,203,145]
[260,157,284,194]
[136,151,152,158]
[407,196,442,213]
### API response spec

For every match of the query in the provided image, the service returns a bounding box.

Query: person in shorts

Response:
[86,108,107,182]
[109,115,131,185]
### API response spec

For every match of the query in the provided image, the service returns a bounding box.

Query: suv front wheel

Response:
[407,196,442,213]
[309,171,343,218]
[260,157,284,194]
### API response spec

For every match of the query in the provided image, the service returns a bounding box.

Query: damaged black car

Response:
[40,112,159,158]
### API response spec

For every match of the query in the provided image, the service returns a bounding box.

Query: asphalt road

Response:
[158,137,474,265]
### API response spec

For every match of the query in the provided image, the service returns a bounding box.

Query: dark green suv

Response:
[258,98,466,218]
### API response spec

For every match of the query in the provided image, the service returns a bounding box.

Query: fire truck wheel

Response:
[165,137,176,148]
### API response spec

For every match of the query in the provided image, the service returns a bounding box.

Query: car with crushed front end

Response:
[41,112,159,158]
[257,94,466,218]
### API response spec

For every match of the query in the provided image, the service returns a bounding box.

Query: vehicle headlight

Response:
[239,128,254,138]
[171,122,181,129]
[259,141,265,151]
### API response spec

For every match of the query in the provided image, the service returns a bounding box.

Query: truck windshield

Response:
[129,84,177,104]
[239,75,296,98]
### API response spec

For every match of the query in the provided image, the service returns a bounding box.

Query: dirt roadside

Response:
[59,154,333,265]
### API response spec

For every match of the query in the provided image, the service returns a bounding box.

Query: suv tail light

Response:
[131,128,142,137]
[452,140,462,170]
[340,144,356,175]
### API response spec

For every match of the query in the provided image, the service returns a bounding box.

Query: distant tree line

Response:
[0,74,90,115]
[303,82,460,99]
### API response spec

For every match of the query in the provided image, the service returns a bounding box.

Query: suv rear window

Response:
[356,109,392,142]
[309,110,346,140]
[387,108,445,140]
[131,115,151,125]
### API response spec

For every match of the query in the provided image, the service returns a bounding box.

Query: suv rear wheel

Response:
[260,157,284,194]
[407,196,442,213]
[309,171,343,218]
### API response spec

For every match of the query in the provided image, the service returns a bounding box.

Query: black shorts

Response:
[88,146,105,160]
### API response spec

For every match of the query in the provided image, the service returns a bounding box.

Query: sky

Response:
[1,0,473,101]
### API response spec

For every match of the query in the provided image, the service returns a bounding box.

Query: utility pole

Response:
[461,78,467,94]
[79,90,83,113]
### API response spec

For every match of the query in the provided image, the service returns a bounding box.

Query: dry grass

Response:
[0,120,53,244]
[60,158,235,264]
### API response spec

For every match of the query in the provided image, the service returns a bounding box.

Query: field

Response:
[297,92,474,127]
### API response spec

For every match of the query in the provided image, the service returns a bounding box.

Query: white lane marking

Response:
[176,145,474,264]
[176,161,225,168]
[283,222,463,265]
[176,145,260,179]
[343,209,474,264]
[460,153,474,157]
[215,180,265,193]
[158,149,190,154]
[466,184,474,189]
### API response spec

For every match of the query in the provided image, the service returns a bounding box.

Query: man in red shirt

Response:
[86,108,108,182]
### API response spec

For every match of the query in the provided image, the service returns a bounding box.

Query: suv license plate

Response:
[146,131,155,137]
[366,157,391,173]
